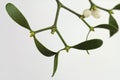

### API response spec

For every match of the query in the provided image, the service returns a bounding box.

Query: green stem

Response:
[53,0,69,49]
[86,50,90,55]
[86,30,91,55]
[89,0,93,9]
[33,0,61,34]
[54,1,61,25]
[60,2,81,17]
[86,30,91,40]
[81,18,91,29]
[34,26,52,34]
[89,0,92,5]
[56,29,68,47]
[96,6,109,12]
[58,1,92,31]
[89,0,109,12]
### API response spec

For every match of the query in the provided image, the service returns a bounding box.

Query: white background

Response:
[0,0,120,80]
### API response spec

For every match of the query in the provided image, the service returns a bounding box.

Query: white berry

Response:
[83,9,91,18]
[91,9,101,19]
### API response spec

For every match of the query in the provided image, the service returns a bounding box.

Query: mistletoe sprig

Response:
[6,0,120,77]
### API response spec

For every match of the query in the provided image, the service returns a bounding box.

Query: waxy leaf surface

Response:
[6,3,31,30]
[34,37,56,57]
[73,39,103,50]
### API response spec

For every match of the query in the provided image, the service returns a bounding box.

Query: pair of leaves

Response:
[71,5,119,51]
[6,3,57,57]
[95,15,118,37]
[94,4,119,37]
[52,39,103,77]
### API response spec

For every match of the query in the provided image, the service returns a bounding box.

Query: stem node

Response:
[51,27,57,34]
[65,46,70,52]
[30,31,35,37]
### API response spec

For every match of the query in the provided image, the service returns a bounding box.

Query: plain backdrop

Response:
[0,0,120,80]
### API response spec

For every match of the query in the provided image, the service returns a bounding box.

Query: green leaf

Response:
[95,24,118,37]
[6,3,31,30]
[113,4,120,10]
[109,15,118,29]
[52,53,59,77]
[109,15,119,36]
[34,36,56,57]
[73,39,103,50]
